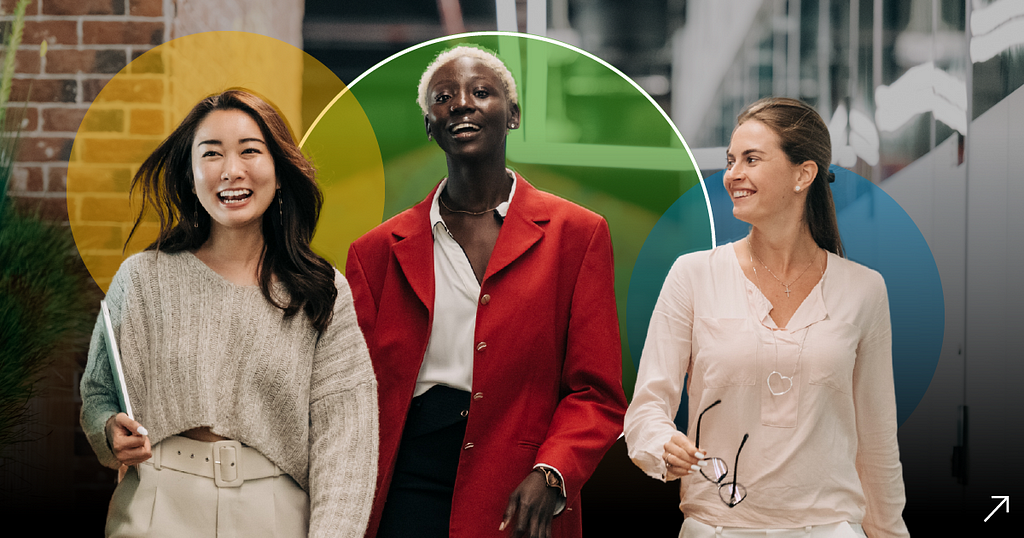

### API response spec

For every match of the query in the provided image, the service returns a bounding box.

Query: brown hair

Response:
[126,89,337,332]
[736,97,844,257]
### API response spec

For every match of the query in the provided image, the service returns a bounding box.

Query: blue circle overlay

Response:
[627,165,943,427]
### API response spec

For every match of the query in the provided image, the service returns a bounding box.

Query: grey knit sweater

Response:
[80,250,378,537]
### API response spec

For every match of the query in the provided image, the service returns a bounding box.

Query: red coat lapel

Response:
[484,173,548,280]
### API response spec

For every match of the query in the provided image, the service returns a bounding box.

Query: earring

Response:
[795,185,802,193]
[193,198,199,228]
[428,131,433,141]
[277,189,283,226]
[508,122,517,129]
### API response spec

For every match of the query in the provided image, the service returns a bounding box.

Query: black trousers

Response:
[377,385,471,538]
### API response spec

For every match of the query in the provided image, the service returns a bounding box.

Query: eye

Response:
[725,158,734,169]
[746,156,759,165]
[202,150,219,158]
[474,89,489,98]
[242,147,262,155]
[434,93,450,104]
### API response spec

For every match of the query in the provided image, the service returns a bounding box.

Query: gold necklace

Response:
[438,190,501,216]
[747,236,818,298]
[438,169,515,216]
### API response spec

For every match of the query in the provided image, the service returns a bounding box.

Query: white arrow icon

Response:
[984,496,1009,522]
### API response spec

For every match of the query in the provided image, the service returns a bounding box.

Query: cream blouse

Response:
[623,243,909,537]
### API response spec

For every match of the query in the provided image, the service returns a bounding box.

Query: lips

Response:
[217,188,253,204]
[448,122,481,138]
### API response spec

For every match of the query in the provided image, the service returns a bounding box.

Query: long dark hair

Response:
[736,97,844,257]
[126,89,337,332]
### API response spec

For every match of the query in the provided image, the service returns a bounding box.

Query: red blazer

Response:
[346,174,626,538]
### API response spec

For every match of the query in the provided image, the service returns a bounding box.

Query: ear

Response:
[424,115,433,140]
[796,160,817,192]
[508,102,521,129]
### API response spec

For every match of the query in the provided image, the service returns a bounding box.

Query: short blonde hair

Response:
[416,45,519,116]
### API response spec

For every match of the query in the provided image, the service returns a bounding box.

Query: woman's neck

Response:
[194,223,265,285]
[443,154,512,212]
[747,222,820,274]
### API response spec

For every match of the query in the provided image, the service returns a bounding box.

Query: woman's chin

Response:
[731,206,755,225]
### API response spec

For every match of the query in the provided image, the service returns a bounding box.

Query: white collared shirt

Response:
[417,172,566,506]
[414,174,516,397]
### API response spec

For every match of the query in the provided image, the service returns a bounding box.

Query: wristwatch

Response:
[537,466,562,490]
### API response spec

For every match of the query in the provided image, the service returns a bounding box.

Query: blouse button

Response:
[476,341,487,351]
[480,294,491,305]
[464,442,474,450]
[473,392,484,400]
[460,409,469,417]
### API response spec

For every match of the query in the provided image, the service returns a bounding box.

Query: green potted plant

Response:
[0,0,93,455]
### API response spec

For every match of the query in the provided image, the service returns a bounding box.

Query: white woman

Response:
[624,97,910,537]
[80,89,378,537]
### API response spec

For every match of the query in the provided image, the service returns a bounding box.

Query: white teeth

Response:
[218,189,253,203]
[450,123,479,133]
[732,190,753,198]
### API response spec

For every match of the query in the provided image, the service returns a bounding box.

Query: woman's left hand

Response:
[500,470,559,538]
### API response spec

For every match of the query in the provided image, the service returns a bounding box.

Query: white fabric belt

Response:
[145,435,283,488]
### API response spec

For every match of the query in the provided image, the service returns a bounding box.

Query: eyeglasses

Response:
[693,399,750,507]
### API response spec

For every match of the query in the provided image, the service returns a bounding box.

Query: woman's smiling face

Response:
[724,119,809,225]
[192,109,279,234]
[425,56,520,160]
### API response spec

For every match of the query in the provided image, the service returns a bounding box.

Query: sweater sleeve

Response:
[623,255,695,481]
[852,272,910,537]
[79,258,134,470]
[307,270,379,538]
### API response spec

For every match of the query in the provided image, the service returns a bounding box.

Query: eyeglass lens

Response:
[700,457,728,483]
[719,482,747,506]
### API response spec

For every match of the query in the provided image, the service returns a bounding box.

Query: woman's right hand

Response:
[663,431,706,481]
[105,413,152,466]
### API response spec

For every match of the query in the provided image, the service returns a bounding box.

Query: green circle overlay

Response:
[305,32,713,393]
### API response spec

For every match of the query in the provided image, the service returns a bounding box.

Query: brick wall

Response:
[2,0,170,222]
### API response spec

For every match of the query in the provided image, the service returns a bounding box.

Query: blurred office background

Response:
[310,1,1024,532]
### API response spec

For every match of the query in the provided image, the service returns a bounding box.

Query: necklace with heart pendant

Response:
[765,326,810,396]
[749,240,812,396]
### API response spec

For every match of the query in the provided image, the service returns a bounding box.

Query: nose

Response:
[450,90,474,112]
[723,162,739,182]
[222,153,244,181]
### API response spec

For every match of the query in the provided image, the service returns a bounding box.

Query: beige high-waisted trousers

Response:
[106,436,309,537]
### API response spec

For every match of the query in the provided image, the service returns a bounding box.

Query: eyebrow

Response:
[196,137,266,146]
[726,147,765,158]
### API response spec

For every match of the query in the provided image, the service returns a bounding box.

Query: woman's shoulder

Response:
[525,184,604,225]
[827,253,886,290]
[110,250,158,285]
[669,243,731,273]
[350,203,426,251]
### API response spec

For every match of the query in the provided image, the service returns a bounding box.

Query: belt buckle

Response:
[213,440,244,488]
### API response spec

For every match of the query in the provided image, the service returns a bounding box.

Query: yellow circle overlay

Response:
[67,31,385,292]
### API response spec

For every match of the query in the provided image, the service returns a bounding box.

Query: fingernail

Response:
[695,451,706,460]
[137,426,148,436]
[690,464,700,471]
[499,522,506,531]
[698,460,708,467]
